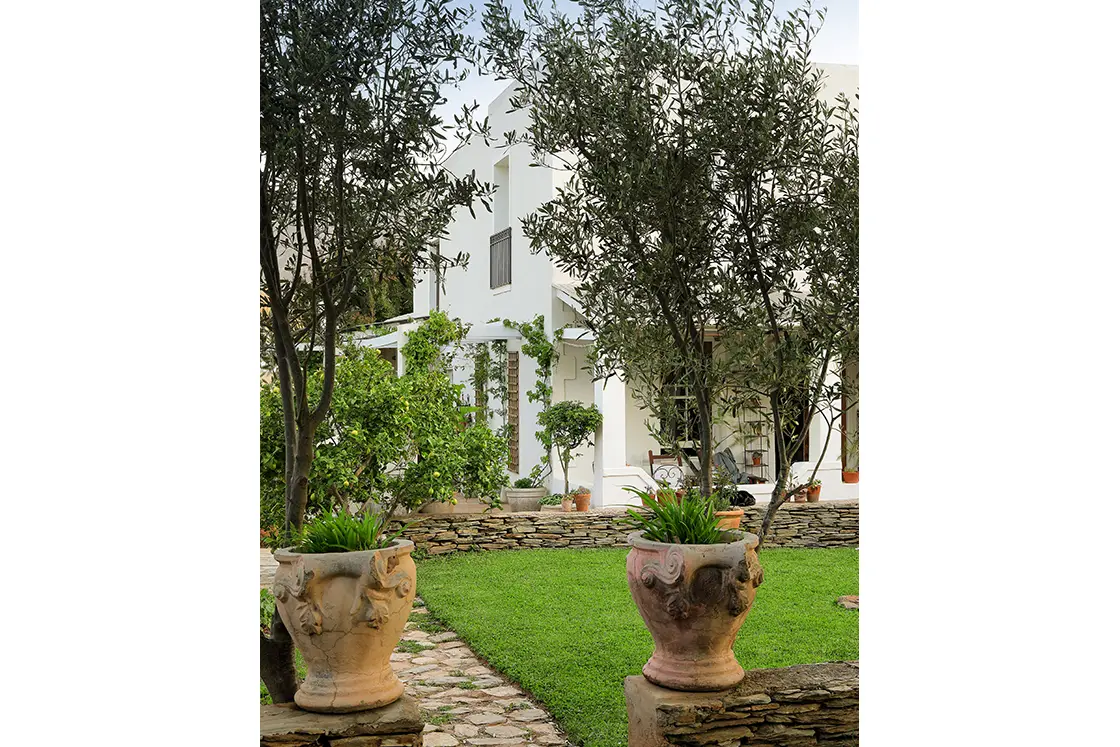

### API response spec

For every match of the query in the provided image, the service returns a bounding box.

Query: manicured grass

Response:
[417,547,858,747]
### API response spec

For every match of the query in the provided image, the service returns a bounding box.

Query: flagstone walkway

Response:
[260,549,572,746]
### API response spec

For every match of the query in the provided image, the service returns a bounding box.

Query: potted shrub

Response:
[271,510,415,713]
[572,485,592,512]
[503,476,548,512]
[751,451,763,466]
[538,400,603,498]
[623,488,764,691]
[806,478,822,502]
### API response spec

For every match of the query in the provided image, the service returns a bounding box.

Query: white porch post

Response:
[593,373,629,507]
[808,367,843,464]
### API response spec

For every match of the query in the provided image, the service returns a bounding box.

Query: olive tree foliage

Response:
[482,0,857,539]
[260,0,488,702]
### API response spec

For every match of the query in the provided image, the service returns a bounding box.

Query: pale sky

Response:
[436,0,858,127]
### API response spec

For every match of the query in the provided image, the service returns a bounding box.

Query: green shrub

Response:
[537,401,603,494]
[539,493,563,505]
[513,477,535,489]
[624,487,723,544]
[295,511,406,553]
[260,588,276,629]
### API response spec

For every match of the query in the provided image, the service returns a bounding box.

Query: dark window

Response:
[490,228,511,288]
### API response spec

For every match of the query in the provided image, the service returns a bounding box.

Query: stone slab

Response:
[261,696,423,744]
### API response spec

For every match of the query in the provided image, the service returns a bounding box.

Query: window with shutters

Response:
[507,351,519,472]
[490,228,511,289]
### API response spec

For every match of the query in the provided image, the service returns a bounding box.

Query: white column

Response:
[808,367,843,465]
[593,373,630,507]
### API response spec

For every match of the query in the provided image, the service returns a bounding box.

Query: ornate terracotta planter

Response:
[714,509,744,530]
[272,540,416,713]
[574,491,591,512]
[841,470,859,484]
[626,530,764,691]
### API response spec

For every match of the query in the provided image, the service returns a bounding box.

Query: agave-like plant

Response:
[294,510,408,553]
[624,486,725,545]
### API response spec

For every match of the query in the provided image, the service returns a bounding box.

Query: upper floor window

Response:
[490,228,512,288]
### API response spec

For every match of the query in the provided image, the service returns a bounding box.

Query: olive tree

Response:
[260,0,487,701]
[482,0,857,534]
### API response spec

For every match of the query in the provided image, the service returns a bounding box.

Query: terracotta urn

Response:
[626,530,764,691]
[574,490,591,512]
[714,509,744,530]
[272,539,416,713]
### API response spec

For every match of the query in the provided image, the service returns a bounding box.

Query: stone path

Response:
[399,600,571,747]
[260,549,571,746]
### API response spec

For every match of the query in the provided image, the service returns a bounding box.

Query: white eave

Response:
[553,281,583,314]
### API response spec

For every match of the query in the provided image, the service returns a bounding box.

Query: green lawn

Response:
[417,547,858,747]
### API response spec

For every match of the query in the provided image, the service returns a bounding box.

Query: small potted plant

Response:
[271,510,415,712]
[623,487,764,691]
[502,476,548,512]
[572,485,592,512]
[751,451,763,466]
[712,468,744,528]
[806,478,822,502]
[561,493,574,512]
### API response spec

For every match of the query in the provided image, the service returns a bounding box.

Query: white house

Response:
[362,65,859,507]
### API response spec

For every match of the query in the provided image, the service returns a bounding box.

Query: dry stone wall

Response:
[397,501,858,556]
[625,662,859,747]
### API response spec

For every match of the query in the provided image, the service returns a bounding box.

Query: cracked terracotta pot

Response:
[272,539,416,713]
[626,530,764,691]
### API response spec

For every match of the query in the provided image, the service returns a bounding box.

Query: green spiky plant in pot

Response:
[623,487,764,691]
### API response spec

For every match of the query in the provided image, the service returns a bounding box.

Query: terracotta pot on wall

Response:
[626,530,764,691]
[806,485,821,502]
[272,540,416,713]
[792,491,807,503]
[714,509,744,530]
[574,490,591,512]
[841,470,859,484]
[751,455,762,466]
[561,495,573,512]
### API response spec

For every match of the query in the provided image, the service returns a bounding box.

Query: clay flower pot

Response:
[561,495,573,512]
[807,485,821,502]
[272,539,416,713]
[751,455,762,466]
[574,491,591,512]
[626,530,764,691]
[841,470,859,484]
[714,509,744,530]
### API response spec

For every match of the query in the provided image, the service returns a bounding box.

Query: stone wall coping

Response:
[400,500,859,523]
